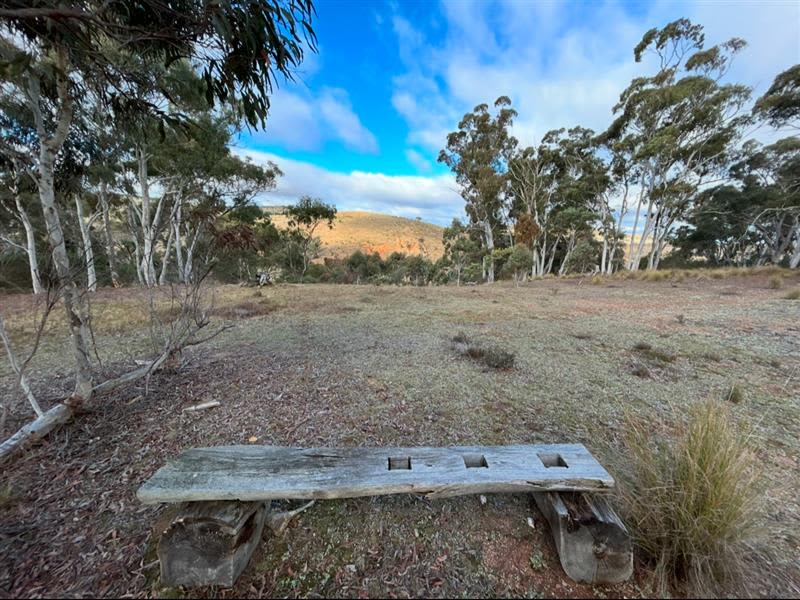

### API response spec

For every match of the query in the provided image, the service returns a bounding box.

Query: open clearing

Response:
[1,273,799,598]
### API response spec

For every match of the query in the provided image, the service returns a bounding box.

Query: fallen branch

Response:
[0,314,43,417]
[0,403,72,463]
[182,400,220,413]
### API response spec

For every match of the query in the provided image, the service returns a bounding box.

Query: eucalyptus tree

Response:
[605,19,751,270]
[285,196,337,277]
[442,218,482,285]
[754,64,800,130]
[0,0,316,401]
[439,97,518,283]
[508,135,560,276]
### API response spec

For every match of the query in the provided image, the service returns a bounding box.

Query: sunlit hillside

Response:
[270,210,445,260]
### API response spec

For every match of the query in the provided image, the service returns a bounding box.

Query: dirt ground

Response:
[1,272,799,598]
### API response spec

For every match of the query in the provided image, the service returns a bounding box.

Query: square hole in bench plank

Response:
[463,454,488,468]
[388,457,411,470]
[538,453,568,468]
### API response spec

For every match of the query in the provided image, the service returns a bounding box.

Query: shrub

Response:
[768,275,783,289]
[617,397,760,595]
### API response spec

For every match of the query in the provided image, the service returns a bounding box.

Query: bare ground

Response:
[1,273,799,598]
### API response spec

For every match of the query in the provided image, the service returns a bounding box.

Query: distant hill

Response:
[269,210,445,261]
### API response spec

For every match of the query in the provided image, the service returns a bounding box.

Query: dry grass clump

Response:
[617,397,761,596]
[211,299,278,319]
[726,383,745,404]
[633,341,676,364]
[451,333,515,370]
[782,288,800,300]
[611,265,793,283]
[768,275,784,289]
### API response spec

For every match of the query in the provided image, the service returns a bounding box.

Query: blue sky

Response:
[236,0,800,226]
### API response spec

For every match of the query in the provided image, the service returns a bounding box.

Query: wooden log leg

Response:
[158,500,268,588]
[533,492,633,585]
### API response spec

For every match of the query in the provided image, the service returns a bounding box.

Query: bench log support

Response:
[533,491,633,585]
[158,500,268,588]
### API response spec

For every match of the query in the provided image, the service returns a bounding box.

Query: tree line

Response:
[438,19,800,282]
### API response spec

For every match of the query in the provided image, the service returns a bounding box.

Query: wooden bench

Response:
[138,444,632,587]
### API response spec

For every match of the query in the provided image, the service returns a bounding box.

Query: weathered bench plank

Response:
[138,444,614,504]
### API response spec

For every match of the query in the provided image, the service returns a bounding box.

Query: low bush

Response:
[617,397,761,595]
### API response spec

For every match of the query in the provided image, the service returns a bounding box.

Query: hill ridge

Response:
[269,210,445,260]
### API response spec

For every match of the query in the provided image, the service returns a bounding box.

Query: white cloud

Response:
[390,0,800,153]
[234,148,463,225]
[254,87,378,154]
[318,88,379,153]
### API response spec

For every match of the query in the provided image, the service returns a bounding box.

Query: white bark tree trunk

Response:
[483,219,495,283]
[74,196,97,292]
[137,146,157,286]
[25,52,94,400]
[159,222,173,286]
[14,194,43,294]
[173,200,185,283]
[99,180,120,287]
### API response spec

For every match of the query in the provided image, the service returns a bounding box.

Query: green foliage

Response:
[504,244,534,280]
[618,397,761,595]
[753,64,800,129]
[0,0,317,128]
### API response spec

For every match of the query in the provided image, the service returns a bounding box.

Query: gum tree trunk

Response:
[99,180,120,286]
[25,50,93,400]
[14,193,43,294]
[74,196,97,292]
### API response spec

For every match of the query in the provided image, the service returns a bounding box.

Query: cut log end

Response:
[533,491,633,585]
[158,500,268,588]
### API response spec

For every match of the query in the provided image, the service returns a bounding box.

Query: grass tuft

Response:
[211,299,277,319]
[726,383,745,404]
[617,397,761,596]
[633,342,676,363]
[451,334,515,370]
[768,275,784,289]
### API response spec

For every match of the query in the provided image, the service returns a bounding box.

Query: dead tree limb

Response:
[0,314,43,417]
